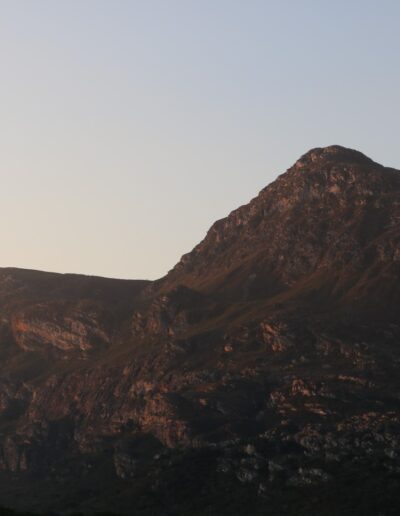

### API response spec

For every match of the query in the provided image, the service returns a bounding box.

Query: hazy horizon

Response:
[1,0,399,280]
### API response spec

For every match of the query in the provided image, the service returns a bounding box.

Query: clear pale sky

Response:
[1,1,399,280]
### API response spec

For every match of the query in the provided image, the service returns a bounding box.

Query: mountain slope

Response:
[165,146,400,309]
[0,146,399,515]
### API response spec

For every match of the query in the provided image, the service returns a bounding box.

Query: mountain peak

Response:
[165,146,399,296]
[294,145,376,169]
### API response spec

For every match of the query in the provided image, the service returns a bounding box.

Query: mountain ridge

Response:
[0,146,399,514]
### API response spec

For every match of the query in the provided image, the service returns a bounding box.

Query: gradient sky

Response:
[1,1,399,279]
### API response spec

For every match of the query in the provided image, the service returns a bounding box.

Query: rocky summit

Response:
[1,145,400,515]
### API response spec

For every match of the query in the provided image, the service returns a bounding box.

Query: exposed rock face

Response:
[12,305,110,352]
[0,146,399,514]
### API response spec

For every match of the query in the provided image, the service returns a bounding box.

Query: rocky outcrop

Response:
[11,305,110,353]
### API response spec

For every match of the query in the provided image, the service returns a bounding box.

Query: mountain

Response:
[0,145,400,515]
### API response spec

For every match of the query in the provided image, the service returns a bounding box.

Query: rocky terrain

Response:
[0,145,399,515]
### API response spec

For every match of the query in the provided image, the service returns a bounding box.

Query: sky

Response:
[0,0,399,280]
